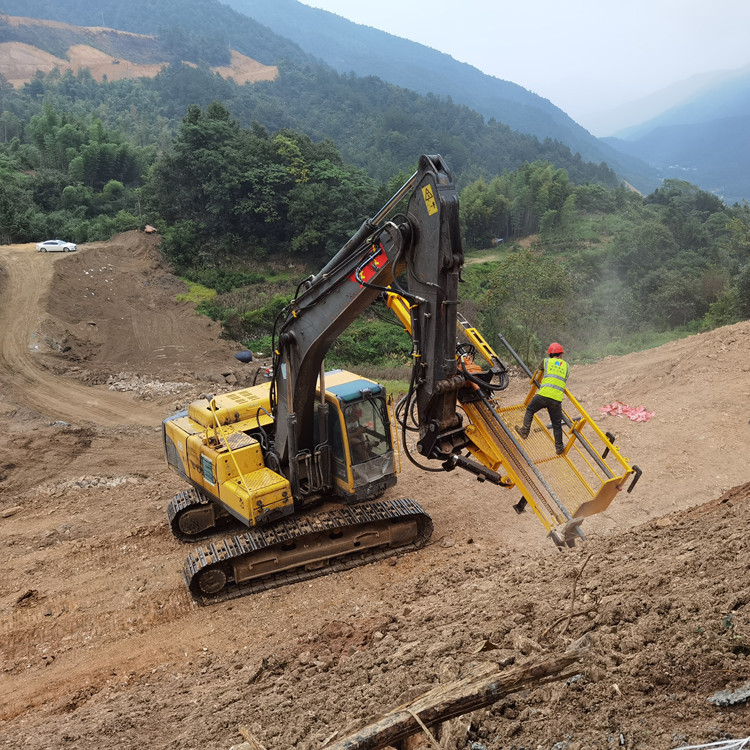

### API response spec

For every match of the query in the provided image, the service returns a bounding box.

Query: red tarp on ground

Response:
[600,401,655,422]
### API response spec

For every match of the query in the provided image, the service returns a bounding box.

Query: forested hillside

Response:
[0,8,619,185]
[1,5,749,368]
[227,0,659,193]
[0,0,310,67]
[4,0,659,195]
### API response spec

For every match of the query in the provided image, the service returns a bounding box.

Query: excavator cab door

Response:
[323,379,397,503]
[344,400,390,464]
[341,395,397,501]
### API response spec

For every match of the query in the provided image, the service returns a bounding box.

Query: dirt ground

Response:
[0,232,749,750]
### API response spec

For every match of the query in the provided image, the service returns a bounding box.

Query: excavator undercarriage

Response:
[182,498,432,605]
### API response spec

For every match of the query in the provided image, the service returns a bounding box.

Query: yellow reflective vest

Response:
[538,357,569,401]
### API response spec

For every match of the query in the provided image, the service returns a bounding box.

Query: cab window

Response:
[344,398,391,465]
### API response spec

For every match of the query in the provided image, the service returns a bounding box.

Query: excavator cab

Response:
[322,371,397,503]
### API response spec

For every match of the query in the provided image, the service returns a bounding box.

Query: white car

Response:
[36,239,77,253]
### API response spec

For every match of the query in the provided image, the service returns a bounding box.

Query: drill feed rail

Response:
[457,325,638,546]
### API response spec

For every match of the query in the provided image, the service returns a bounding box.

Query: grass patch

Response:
[176,280,217,305]
[575,326,698,363]
[374,379,411,399]
[464,245,512,265]
[349,362,412,398]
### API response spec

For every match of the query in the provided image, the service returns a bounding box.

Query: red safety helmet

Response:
[547,342,564,355]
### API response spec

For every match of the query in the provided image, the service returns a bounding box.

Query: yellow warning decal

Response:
[422,185,438,215]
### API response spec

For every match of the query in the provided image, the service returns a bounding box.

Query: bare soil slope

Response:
[0,233,748,749]
[0,14,278,87]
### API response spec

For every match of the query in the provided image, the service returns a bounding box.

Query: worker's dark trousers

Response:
[522,394,564,449]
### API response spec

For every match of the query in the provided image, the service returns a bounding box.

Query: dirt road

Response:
[0,233,748,749]
[0,242,161,425]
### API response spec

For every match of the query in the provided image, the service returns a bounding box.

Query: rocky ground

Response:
[0,233,749,749]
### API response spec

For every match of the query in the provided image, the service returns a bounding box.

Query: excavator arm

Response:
[269,152,639,544]
[270,154,466,498]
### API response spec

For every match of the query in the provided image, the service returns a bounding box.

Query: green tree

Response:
[0,166,31,242]
[635,267,706,329]
[145,105,378,264]
[485,247,574,362]
[460,162,573,244]
[459,177,509,247]
[727,216,750,259]
[736,263,750,318]
[611,220,677,281]
[61,183,93,211]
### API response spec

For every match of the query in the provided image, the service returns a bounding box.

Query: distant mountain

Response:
[604,67,750,204]
[587,70,742,137]
[223,0,658,193]
[613,65,750,139]
[0,0,313,67]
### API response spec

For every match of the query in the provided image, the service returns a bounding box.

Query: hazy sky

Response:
[299,0,750,135]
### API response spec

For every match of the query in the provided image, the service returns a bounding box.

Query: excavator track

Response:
[167,488,239,542]
[183,497,433,605]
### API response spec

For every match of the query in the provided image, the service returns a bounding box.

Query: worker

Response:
[346,406,372,463]
[515,342,569,455]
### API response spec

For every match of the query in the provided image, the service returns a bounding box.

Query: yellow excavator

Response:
[161,155,640,603]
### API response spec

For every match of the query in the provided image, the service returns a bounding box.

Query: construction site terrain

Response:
[0,233,749,749]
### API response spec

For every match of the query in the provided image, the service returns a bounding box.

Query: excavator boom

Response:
[270,154,465,496]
